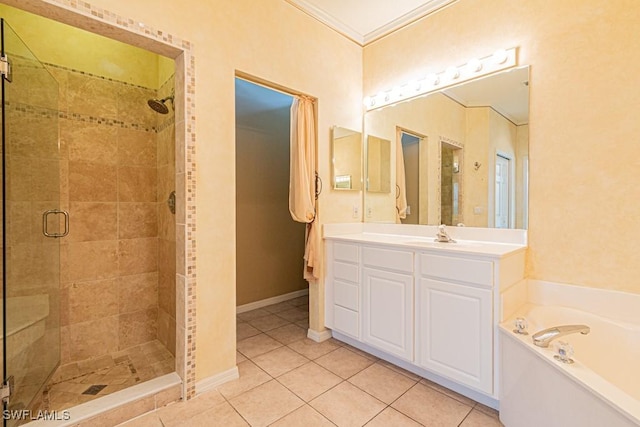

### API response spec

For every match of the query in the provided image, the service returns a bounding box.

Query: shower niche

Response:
[0,5,179,419]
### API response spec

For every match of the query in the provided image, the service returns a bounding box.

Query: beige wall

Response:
[364,0,640,294]
[464,108,490,226]
[235,107,307,306]
[71,0,363,381]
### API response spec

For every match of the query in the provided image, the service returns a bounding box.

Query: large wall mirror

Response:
[364,66,530,229]
[332,126,362,190]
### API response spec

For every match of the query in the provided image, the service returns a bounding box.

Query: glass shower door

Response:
[1,18,62,422]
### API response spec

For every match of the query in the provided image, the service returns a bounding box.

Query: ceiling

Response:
[444,66,530,125]
[285,0,456,45]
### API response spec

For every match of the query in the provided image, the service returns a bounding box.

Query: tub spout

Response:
[532,324,590,348]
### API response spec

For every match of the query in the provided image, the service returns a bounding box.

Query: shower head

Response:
[147,95,174,114]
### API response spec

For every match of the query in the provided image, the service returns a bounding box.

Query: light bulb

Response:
[467,58,482,73]
[427,73,440,85]
[493,49,508,64]
[446,66,460,79]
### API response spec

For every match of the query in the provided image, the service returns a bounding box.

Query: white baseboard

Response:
[307,328,332,342]
[236,289,309,314]
[196,366,239,394]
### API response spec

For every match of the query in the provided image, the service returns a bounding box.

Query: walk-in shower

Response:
[0,6,178,423]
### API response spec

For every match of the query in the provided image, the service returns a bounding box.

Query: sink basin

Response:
[404,240,482,248]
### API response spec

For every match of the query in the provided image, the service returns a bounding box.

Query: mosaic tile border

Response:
[43,62,157,91]
[37,0,198,400]
[7,102,159,133]
[11,54,158,91]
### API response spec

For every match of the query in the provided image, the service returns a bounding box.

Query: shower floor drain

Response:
[82,385,107,395]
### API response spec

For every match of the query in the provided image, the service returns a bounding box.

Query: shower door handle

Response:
[43,209,69,238]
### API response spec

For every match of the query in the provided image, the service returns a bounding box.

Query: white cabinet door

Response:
[362,268,413,361]
[417,278,492,394]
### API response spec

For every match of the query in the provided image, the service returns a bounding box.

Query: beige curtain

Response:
[289,95,319,281]
[396,138,407,222]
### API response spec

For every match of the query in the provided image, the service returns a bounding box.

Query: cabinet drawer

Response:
[334,305,359,338]
[334,280,358,311]
[334,261,359,283]
[363,246,413,273]
[334,243,359,263]
[420,253,493,286]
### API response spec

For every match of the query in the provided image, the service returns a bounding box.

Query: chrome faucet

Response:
[531,324,590,347]
[434,224,456,243]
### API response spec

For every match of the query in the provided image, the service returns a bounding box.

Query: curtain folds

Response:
[289,96,319,281]
[396,138,407,222]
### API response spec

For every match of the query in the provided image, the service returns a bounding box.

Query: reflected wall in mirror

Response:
[365,66,530,228]
[331,126,362,190]
[366,135,391,193]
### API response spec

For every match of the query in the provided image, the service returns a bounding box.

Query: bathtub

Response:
[499,281,640,427]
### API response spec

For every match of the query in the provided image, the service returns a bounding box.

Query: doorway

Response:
[399,131,421,225]
[234,78,307,310]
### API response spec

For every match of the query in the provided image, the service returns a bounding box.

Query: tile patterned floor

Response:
[43,340,174,411]
[121,296,504,426]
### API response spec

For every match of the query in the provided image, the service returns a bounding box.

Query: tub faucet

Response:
[435,224,456,243]
[532,324,590,348]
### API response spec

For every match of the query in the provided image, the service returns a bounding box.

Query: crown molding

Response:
[285,0,364,44]
[285,0,456,46]
[363,0,456,44]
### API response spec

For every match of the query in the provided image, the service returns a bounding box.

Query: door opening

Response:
[399,131,421,224]
[234,77,308,311]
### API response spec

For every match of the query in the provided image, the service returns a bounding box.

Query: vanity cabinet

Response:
[416,278,492,393]
[361,246,414,361]
[324,235,525,403]
[416,253,493,393]
[328,242,360,339]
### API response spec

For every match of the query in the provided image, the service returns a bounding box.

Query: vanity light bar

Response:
[363,47,517,111]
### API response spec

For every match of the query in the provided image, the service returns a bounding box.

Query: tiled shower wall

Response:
[54,64,174,364]
[441,146,454,225]
[156,77,177,356]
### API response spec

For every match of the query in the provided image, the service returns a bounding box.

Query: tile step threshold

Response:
[26,372,182,427]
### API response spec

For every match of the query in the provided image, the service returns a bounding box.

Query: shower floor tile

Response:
[42,340,174,412]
